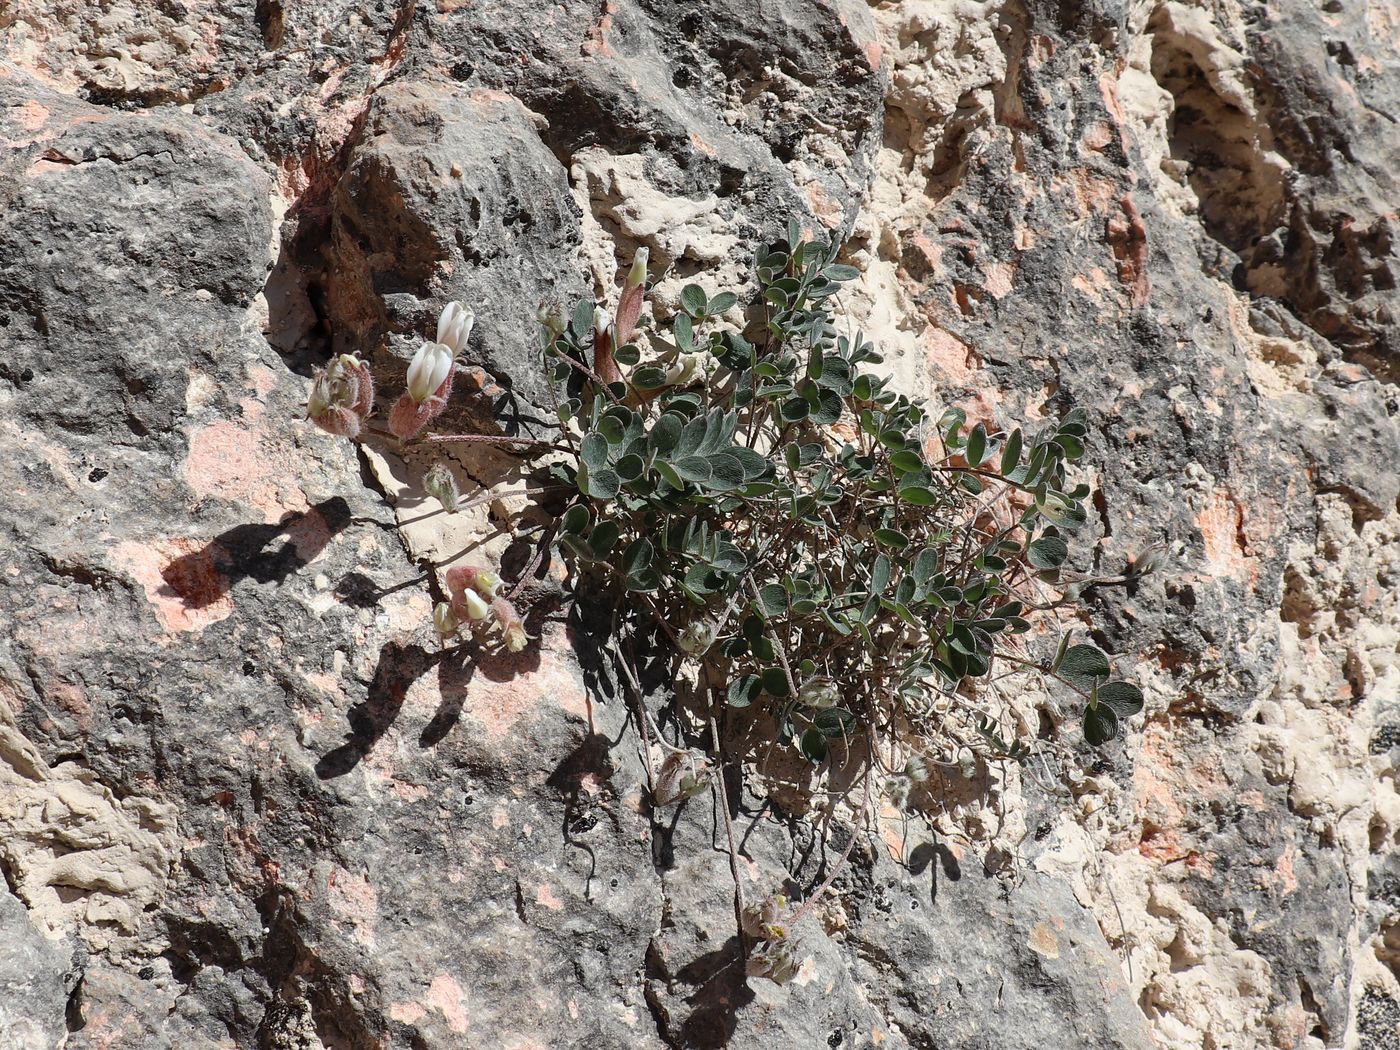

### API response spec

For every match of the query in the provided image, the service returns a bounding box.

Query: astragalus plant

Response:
[304,221,1145,981]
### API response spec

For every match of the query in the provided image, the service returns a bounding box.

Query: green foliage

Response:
[542,225,1139,757]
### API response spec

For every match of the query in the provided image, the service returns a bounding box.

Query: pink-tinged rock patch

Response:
[112,538,234,635]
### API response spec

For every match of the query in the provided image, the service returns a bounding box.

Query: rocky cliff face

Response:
[1,1,1397,1047]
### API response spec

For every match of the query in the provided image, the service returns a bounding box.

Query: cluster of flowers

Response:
[434,565,527,653]
[305,300,529,652]
[741,894,803,985]
[306,301,475,441]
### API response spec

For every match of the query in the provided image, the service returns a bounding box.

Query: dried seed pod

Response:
[651,748,712,807]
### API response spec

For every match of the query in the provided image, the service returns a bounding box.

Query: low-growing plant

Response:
[305,221,1147,980]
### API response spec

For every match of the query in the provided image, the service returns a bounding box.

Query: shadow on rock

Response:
[160,497,352,608]
[907,838,961,903]
[316,640,435,778]
[650,935,756,1050]
[421,640,544,746]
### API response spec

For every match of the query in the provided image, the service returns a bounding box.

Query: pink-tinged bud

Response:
[387,366,454,440]
[445,565,504,624]
[445,564,486,598]
[435,302,475,355]
[446,566,490,623]
[741,893,790,941]
[652,748,711,807]
[615,248,647,345]
[445,564,480,594]
[592,307,621,386]
[307,354,375,438]
[491,597,527,652]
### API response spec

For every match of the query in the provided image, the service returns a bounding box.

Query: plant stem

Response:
[708,703,748,955]
[419,433,574,454]
[614,617,658,793]
[746,575,799,699]
[789,770,871,928]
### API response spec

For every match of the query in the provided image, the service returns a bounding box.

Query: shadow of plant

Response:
[646,935,755,1050]
[160,497,352,608]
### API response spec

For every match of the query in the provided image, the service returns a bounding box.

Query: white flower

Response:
[460,589,491,621]
[405,341,454,403]
[594,306,612,337]
[798,677,840,709]
[663,355,699,387]
[433,601,461,638]
[626,247,648,289]
[436,301,475,354]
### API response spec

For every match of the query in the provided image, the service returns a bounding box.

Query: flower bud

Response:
[886,776,910,809]
[677,618,717,655]
[460,589,491,621]
[746,935,802,985]
[798,676,839,709]
[958,748,978,780]
[423,463,460,512]
[538,302,567,339]
[652,749,712,806]
[616,251,647,343]
[436,301,475,355]
[741,893,789,940]
[406,342,455,404]
[1132,546,1165,577]
[491,597,527,652]
[307,354,374,438]
[445,565,487,598]
[626,247,648,290]
[446,564,501,622]
[903,755,929,782]
[592,306,621,386]
[433,601,461,638]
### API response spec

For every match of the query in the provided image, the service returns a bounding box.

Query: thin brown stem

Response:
[708,703,747,955]
[745,571,800,699]
[789,770,872,927]
[614,617,658,793]
[419,433,574,454]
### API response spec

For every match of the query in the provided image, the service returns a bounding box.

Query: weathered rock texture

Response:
[1,0,1397,1047]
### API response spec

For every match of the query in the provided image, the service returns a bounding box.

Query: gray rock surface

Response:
[1,0,1398,1048]
[0,890,73,1050]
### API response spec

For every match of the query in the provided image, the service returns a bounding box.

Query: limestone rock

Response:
[1,0,1398,1047]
